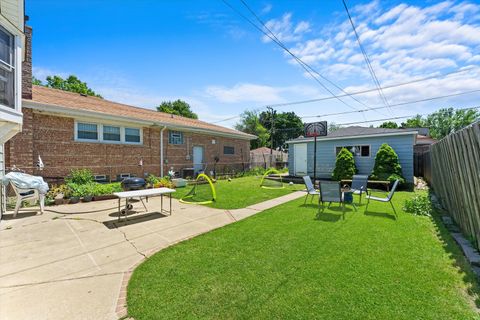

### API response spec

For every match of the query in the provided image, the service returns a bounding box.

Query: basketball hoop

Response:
[304,121,327,137]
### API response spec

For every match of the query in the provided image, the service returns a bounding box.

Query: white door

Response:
[294,143,307,176]
[193,146,204,175]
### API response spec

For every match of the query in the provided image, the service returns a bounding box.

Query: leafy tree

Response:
[371,143,405,184]
[332,148,357,181]
[401,115,424,128]
[44,75,103,98]
[235,110,270,149]
[424,108,479,139]
[32,76,43,86]
[328,122,341,133]
[157,100,198,119]
[259,111,303,149]
[379,121,398,129]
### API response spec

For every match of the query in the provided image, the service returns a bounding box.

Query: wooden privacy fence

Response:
[430,121,480,248]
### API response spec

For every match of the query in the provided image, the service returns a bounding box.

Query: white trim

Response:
[74,120,143,145]
[287,131,418,144]
[14,33,21,114]
[24,100,255,140]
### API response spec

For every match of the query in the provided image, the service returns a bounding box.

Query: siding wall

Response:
[288,134,415,182]
[0,0,24,31]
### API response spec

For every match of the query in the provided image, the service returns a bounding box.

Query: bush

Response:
[66,169,94,185]
[403,194,432,216]
[46,184,71,200]
[153,177,174,189]
[67,182,122,197]
[146,174,161,186]
[332,148,357,181]
[67,182,94,197]
[371,143,405,184]
[91,182,122,196]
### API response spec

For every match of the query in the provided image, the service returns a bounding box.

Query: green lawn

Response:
[172,176,304,209]
[128,191,480,319]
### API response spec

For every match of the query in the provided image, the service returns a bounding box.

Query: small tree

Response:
[371,143,405,183]
[332,148,357,180]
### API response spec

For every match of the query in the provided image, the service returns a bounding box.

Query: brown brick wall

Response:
[22,26,32,100]
[6,109,251,181]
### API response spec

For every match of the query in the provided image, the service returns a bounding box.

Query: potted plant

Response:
[68,184,81,204]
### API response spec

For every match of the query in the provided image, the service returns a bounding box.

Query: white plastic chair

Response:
[11,182,45,217]
[302,176,320,204]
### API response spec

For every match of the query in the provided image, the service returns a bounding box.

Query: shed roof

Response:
[250,147,286,155]
[286,126,418,143]
[24,85,256,140]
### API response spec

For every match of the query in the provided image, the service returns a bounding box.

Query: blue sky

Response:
[29,0,480,128]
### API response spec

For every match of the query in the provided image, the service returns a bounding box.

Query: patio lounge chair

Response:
[319,181,344,217]
[365,180,400,217]
[350,175,368,204]
[11,182,45,218]
[302,176,320,204]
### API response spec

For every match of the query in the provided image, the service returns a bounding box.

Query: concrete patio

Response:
[0,191,304,320]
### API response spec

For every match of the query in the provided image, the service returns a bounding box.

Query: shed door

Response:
[294,143,307,176]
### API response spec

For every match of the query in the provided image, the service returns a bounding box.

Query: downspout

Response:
[160,126,167,177]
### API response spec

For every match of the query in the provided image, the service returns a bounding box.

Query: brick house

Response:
[5,85,255,181]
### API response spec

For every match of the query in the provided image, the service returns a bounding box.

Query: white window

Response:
[335,145,370,157]
[223,146,235,155]
[77,123,98,140]
[169,131,183,144]
[75,121,142,145]
[103,125,121,141]
[125,128,140,143]
[0,26,15,109]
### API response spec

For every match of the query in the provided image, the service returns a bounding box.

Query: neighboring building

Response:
[5,85,255,181]
[414,134,437,154]
[0,0,28,211]
[286,126,417,183]
[250,147,288,169]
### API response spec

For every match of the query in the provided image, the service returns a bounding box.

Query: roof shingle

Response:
[26,85,255,140]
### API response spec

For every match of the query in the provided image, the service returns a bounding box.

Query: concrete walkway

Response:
[0,191,304,320]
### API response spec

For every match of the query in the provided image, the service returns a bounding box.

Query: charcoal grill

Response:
[121,177,146,191]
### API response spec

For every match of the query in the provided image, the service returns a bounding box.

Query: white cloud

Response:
[262,13,310,43]
[204,83,322,104]
[266,1,480,104]
[262,4,272,14]
[32,66,69,81]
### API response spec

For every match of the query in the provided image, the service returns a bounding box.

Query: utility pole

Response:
[267,107,276,167]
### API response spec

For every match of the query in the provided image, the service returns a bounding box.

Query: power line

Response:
[222,0,373,116]
[342,0,392,115]
[212,67,475,124]
[239,0,377,114]
[333,106,480,126]
[300,88,480,118]
[271,105,480,131]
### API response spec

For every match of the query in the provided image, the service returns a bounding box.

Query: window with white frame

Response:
[335,145,370,157]
[75,122,142,144]
[169,131,183,144]
[103,125,121,141]
[223,146,235,155]
[125,128,140,143]
[77,123,98,140]
[0,26,15,109]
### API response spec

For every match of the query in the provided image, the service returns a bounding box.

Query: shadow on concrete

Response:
[103,211,168,229]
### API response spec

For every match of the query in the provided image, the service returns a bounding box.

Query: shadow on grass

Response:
[364,210,397,221]
[428,190,480,308]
